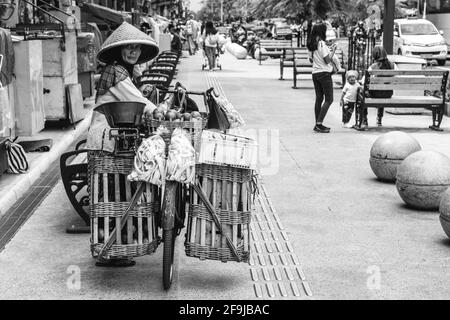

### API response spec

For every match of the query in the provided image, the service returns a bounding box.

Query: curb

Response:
[0,111,93,217]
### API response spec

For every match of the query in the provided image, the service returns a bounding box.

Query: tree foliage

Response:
[196,0,418,24]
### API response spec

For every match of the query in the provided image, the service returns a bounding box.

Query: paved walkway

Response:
[0,50,450,299]
[211,52,450,300]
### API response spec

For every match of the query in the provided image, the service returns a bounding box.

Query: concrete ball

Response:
[439,187,450,238]
[396,151,450,210]
[226,43,247,59]
[369,131,421,182]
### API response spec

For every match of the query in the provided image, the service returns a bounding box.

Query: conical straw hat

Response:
[97,22,159,64]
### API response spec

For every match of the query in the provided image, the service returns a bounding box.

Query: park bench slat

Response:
[369,70,448,76]
[365,96,442,105]
[368,76,443,85]
[369,83,443,91]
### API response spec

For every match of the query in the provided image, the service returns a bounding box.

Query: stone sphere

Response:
[226,43,247,59]
[369,131,421,182]
[396,151,450,210]
[439,187,450,238]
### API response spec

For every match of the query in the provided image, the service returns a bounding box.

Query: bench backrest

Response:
[284,47,308,60]
[287,47,345,69]
[259,39,292,49]
[364,69,449,93]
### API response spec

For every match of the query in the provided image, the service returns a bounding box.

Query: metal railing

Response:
[347,28,377,79]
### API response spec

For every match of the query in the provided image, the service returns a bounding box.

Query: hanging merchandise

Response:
[0,28,14,86]
[212,94,245,129]
[206,90,230,132]
[128,128,166,186]
[166,128,195,185]
[0,54,13,137]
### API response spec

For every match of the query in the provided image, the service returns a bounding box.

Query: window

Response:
[427,0,450,14]
[400,23,438,35]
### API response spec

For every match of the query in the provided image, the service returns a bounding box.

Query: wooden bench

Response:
[257,39,293,65]
[356,69,449,131]
[291,47,346,89]
[279,47,308,80]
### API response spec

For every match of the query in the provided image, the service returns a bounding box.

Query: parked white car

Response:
[394,18,448,66]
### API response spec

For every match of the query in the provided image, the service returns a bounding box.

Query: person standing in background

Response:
[185,14,198,55]
[201,21,219,71]
[307,22,336,133]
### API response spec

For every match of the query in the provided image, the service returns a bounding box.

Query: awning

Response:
[81,3,131,26]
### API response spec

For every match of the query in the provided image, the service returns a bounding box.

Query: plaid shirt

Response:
[95,63,130,102]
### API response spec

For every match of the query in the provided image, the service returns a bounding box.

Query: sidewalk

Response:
[0,50,450,300]
[0,100,94,218]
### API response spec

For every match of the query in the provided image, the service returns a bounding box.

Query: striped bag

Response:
[5,139,28,174]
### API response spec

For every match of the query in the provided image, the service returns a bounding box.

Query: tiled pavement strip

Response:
[206,72,313,299]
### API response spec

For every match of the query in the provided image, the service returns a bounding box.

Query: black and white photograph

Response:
[0,0,449,306]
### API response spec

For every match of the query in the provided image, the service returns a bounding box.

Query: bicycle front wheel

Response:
[163,228,175,290]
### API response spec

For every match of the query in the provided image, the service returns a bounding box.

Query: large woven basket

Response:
[144,115,207,151]
[185,163,253,263]
[88,151,160,260]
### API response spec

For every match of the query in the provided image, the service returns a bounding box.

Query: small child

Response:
[340,70,360,128]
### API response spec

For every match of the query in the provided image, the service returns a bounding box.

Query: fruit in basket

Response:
[191,111,202,119]
[153,111,164,120]
[157,106,166,114]
[182,113,191,121]
[165,110,177,121]
[143,237,149,244]
[175,111,182,119]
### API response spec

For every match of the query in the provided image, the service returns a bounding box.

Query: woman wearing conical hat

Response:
[85,22,159,267]
[86,22,159,153]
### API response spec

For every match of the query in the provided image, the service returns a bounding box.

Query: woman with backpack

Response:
[201,21,220,71]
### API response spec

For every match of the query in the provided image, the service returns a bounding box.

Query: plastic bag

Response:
[213,95,245,129]
[166,128,196,184]
[206,90,230,131]
[128,131,166,186]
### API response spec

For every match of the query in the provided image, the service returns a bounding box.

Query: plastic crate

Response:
[197,130,257,169]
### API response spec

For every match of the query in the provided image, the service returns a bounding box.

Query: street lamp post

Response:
[382,0,395,54]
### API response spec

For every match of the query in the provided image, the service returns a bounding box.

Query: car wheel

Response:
[437,59,446,66]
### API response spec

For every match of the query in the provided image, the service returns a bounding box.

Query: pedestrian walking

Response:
[353,45,394,130]
[340,70,360,128]
[200,21,219,71]
[185,15,198,55]
[169,24,182,56]
[307,22,336,133]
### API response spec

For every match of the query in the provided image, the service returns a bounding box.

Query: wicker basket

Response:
[88,151,160,260]
[144,114,207,151]
[185,164,252,262]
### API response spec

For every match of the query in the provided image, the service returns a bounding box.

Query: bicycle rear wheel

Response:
[163,228,175,290]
